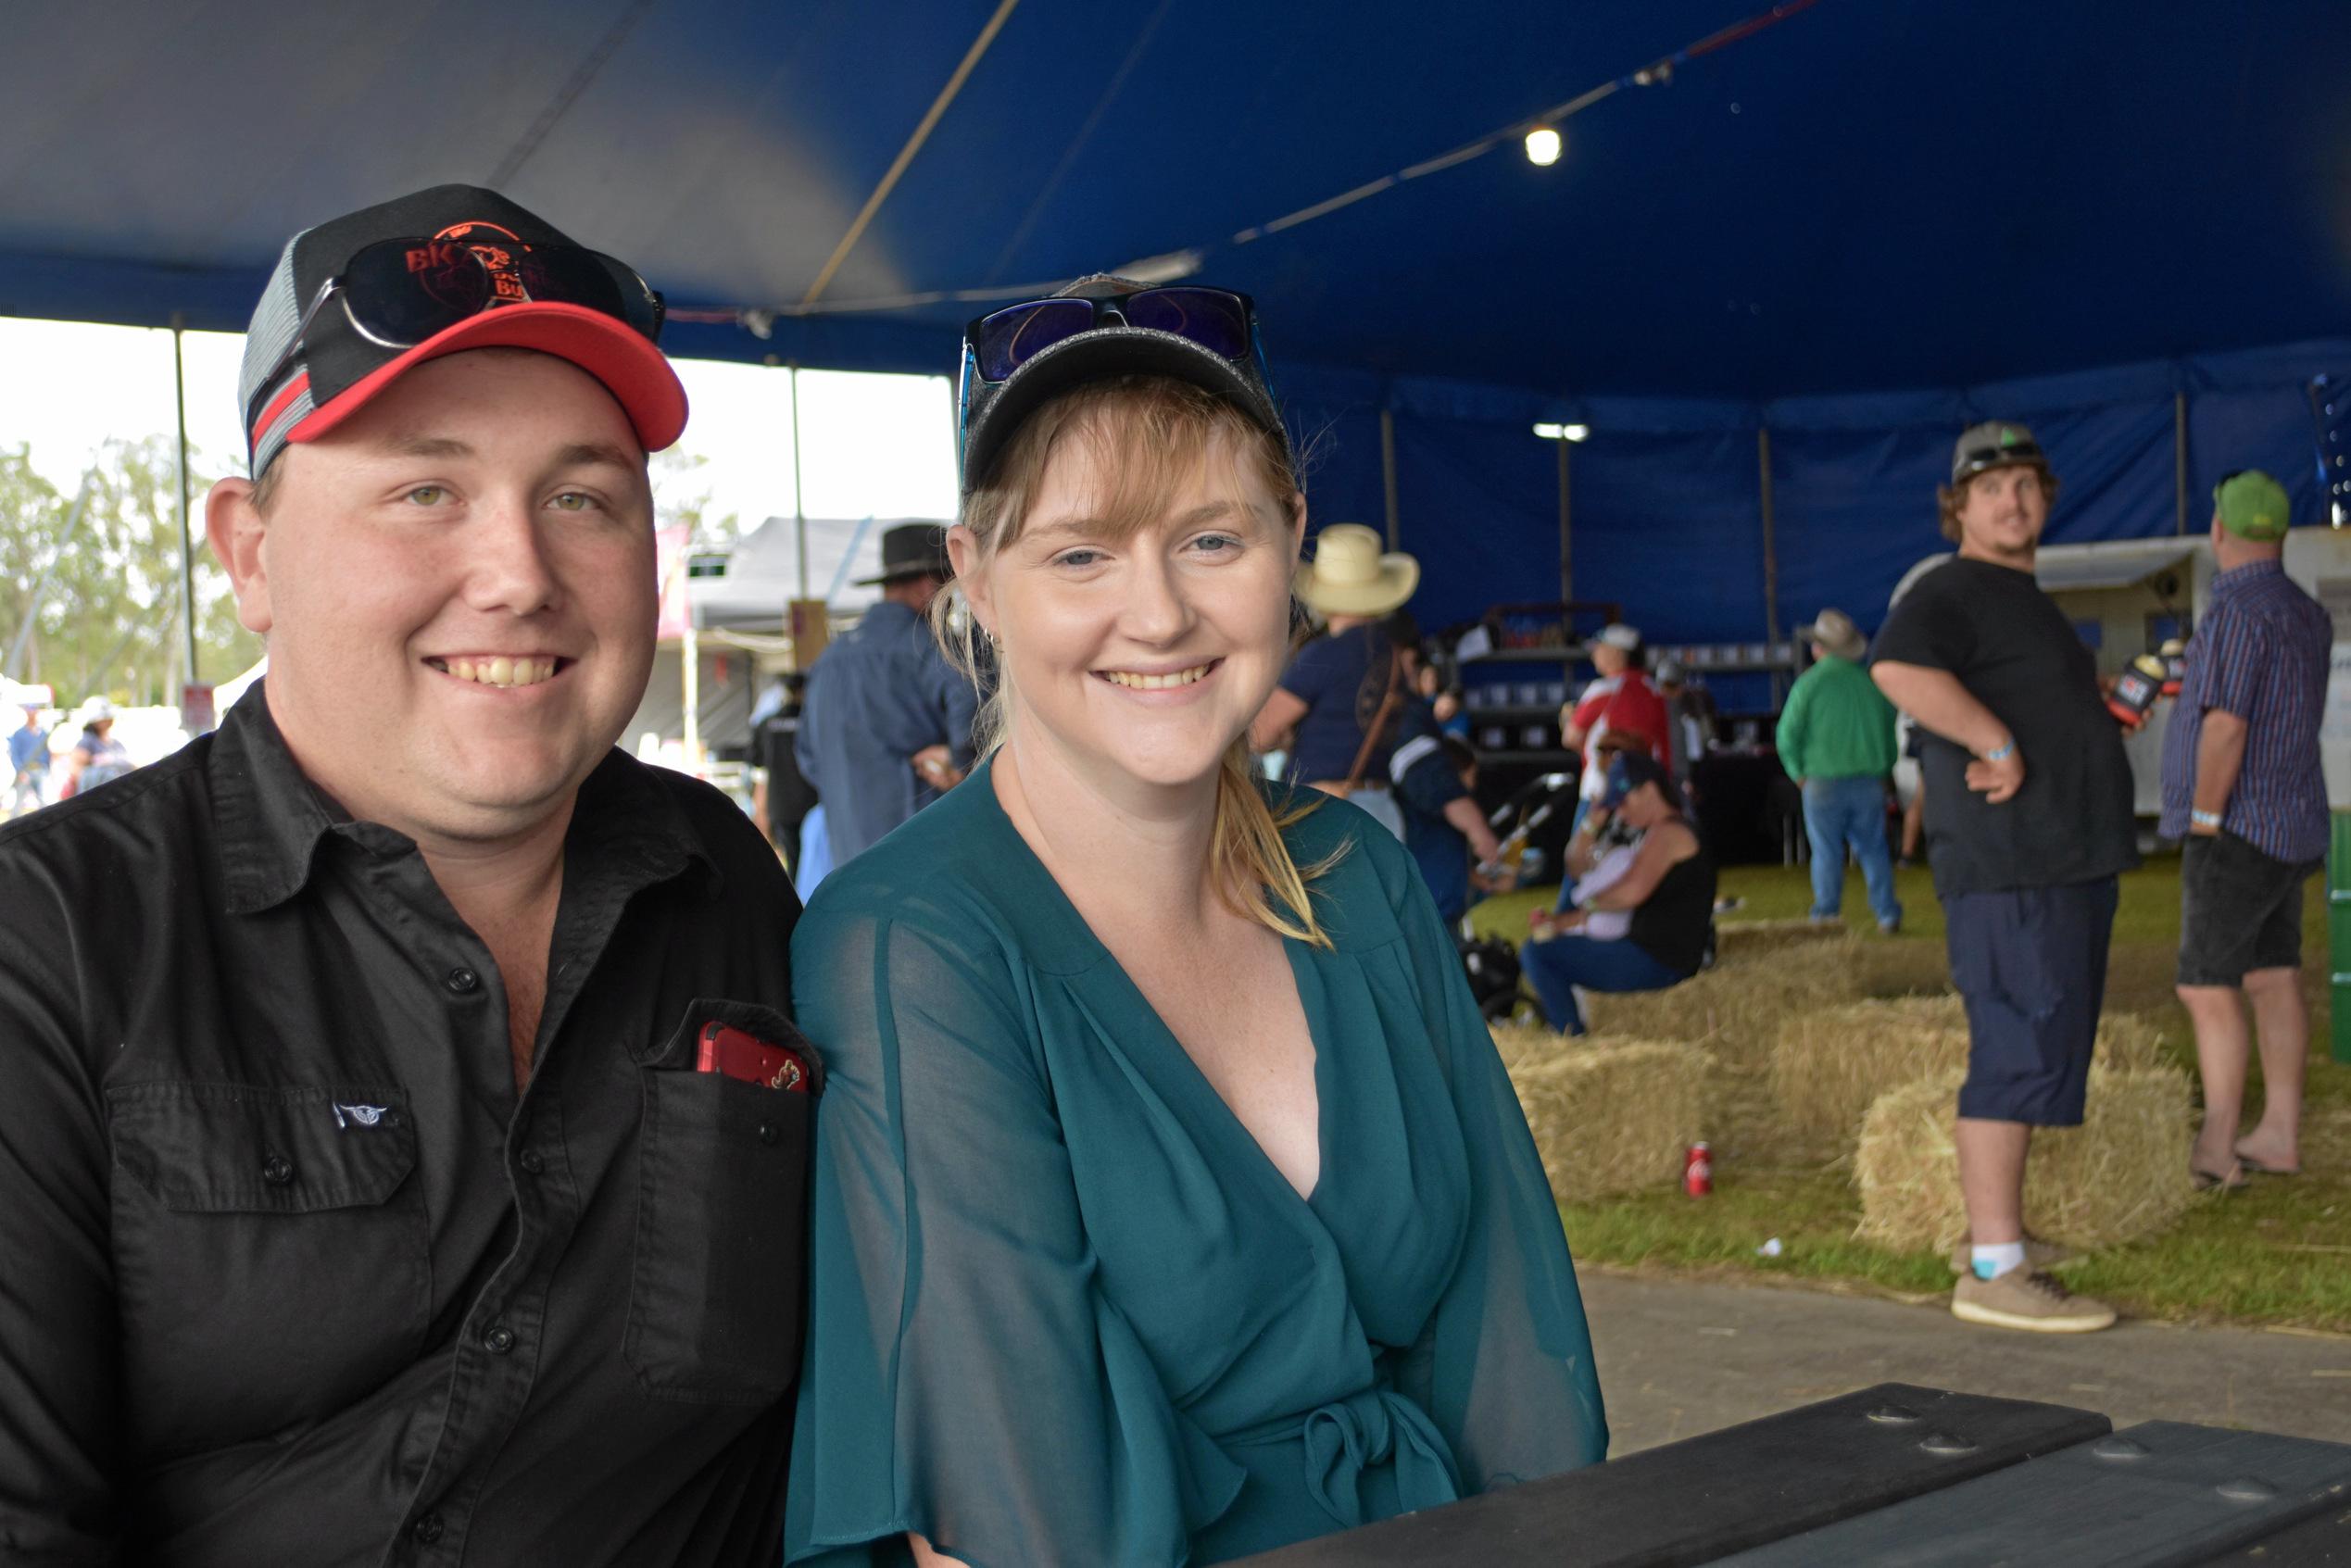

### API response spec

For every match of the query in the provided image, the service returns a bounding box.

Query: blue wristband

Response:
[1981,740,2015,763]
[2191,809,2222,829]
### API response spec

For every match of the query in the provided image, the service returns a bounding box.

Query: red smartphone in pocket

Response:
[696,1022,810,1092]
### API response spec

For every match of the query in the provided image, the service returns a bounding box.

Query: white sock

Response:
[1971,1241,2026,1281]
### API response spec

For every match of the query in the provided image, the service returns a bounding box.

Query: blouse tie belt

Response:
[1235,1386,1465,1529]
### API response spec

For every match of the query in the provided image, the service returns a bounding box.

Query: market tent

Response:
[6,0,2349,645]
[684,514,952,628]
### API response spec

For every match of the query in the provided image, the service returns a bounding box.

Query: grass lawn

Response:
[1469,857,2351,1331]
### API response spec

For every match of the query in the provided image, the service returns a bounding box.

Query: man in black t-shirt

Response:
[1872,420,2137,1336]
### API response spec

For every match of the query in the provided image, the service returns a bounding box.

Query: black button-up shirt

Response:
[0,688,810,1566]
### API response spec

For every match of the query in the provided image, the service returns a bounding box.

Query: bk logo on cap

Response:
[409,220,533,309]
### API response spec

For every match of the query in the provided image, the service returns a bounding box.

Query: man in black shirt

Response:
[0,187,812,1563]
[1873,420,2136,1336]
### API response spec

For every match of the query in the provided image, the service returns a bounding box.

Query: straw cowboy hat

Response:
[1295,523,1419,617]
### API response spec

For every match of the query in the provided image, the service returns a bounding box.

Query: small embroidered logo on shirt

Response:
[333,1103,388,1129]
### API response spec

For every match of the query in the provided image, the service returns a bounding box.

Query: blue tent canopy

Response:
[7,0,2350,647]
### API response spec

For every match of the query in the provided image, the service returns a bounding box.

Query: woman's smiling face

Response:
[955,417,1302,796]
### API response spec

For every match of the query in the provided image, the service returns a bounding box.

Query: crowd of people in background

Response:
[764,417,2335,1348]
[4,696,140,818]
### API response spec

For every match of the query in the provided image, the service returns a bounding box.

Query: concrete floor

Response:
[1580,1269,2351,1457]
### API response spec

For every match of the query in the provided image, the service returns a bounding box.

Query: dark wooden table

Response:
[1236,1383,2351,1567]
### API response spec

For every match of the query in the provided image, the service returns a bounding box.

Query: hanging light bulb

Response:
[1524,126,1563,167]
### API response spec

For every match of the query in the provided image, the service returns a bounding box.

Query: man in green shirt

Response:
[1778,607,1902,932]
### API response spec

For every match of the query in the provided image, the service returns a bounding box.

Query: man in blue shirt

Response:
[7,707,48,816]
[1390,691,1503,925]
[2159,469,2332,1188]
[796,524,979,871]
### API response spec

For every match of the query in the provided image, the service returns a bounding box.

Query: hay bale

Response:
[1489,1021,1569,1073]
[1770,996,1973,1151]
[1713,918,1851,957]
[1507,1039,1712,1202]
[2093,1010,2175,1073]
[1581,935,1931,1062]
[1769,1000,2180,1156]
[1853,1064,2196,1251]
[1579,949,1827,1054]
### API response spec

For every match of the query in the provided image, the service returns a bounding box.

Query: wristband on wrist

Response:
[2191,808,2222,829]
[1980,739,2015,763]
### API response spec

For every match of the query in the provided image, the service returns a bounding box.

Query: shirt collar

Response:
[2214,558,2285,591]
[209,683,717,916]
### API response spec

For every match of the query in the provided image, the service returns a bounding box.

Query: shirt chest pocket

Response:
[625,998,820,1405]
[107,1082,426,1455]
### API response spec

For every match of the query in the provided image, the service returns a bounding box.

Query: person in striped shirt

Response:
[2159,469,2332,1189]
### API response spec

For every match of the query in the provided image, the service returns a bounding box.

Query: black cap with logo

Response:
[237,184,685,480]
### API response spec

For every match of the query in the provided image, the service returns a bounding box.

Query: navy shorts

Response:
[1943,876,2120,1127]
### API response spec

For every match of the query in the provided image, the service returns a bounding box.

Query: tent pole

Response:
[2174,391,2189,536]
[1379,408,1401,550]
[790,362,809,599]
[1556,433,1573,601]
[1757,425,1784,704]
[800,0,1020,306]
[171,315,199,700]
[683,616,701,774]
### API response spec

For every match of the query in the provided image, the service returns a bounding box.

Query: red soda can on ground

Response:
[1684,1141,1713,1197]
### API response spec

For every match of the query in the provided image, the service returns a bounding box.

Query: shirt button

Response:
[412,1512,445,1545]
[261,1154,295,1185]
[484,1323,517,1355]
[757,1121,779,1147]
[443,966,481,995]
[518,1148,547,1175]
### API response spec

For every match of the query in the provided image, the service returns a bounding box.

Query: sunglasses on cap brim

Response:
[962,286,1261,385]
[252,236,663,418]
[1956,440,2046,477]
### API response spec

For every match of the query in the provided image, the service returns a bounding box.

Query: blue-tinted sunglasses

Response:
[963,286,1259,383]
[955,284,1285,492]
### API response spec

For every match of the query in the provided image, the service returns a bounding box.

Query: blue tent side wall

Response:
[1294,337,2351,674]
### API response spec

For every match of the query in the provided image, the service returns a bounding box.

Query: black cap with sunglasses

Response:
[956,274,1288,495]
[237,184,685,482]
[1949,420,2047,485]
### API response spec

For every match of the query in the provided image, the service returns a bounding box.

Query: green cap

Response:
[2214,469,2291,542]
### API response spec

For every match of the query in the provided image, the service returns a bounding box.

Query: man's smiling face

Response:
[211,347,658,844]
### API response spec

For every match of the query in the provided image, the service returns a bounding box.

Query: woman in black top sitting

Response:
[1522,750,1716,1034]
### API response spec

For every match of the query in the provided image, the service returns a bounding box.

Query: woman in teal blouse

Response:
[786,278,1605,1567]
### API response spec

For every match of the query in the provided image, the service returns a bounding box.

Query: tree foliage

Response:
[0,437,727,710]
[0,439,260,706]
[653,446,740,546]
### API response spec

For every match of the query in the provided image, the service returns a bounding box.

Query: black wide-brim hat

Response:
[854,522,953,586]
[957,274,1289,495]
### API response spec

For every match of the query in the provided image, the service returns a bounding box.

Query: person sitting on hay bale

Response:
[1523,751,1716,1034]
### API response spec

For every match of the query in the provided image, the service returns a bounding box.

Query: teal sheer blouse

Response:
[784,763,1605,1567]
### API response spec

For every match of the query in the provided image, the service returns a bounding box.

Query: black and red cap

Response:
[238,184,686,480]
